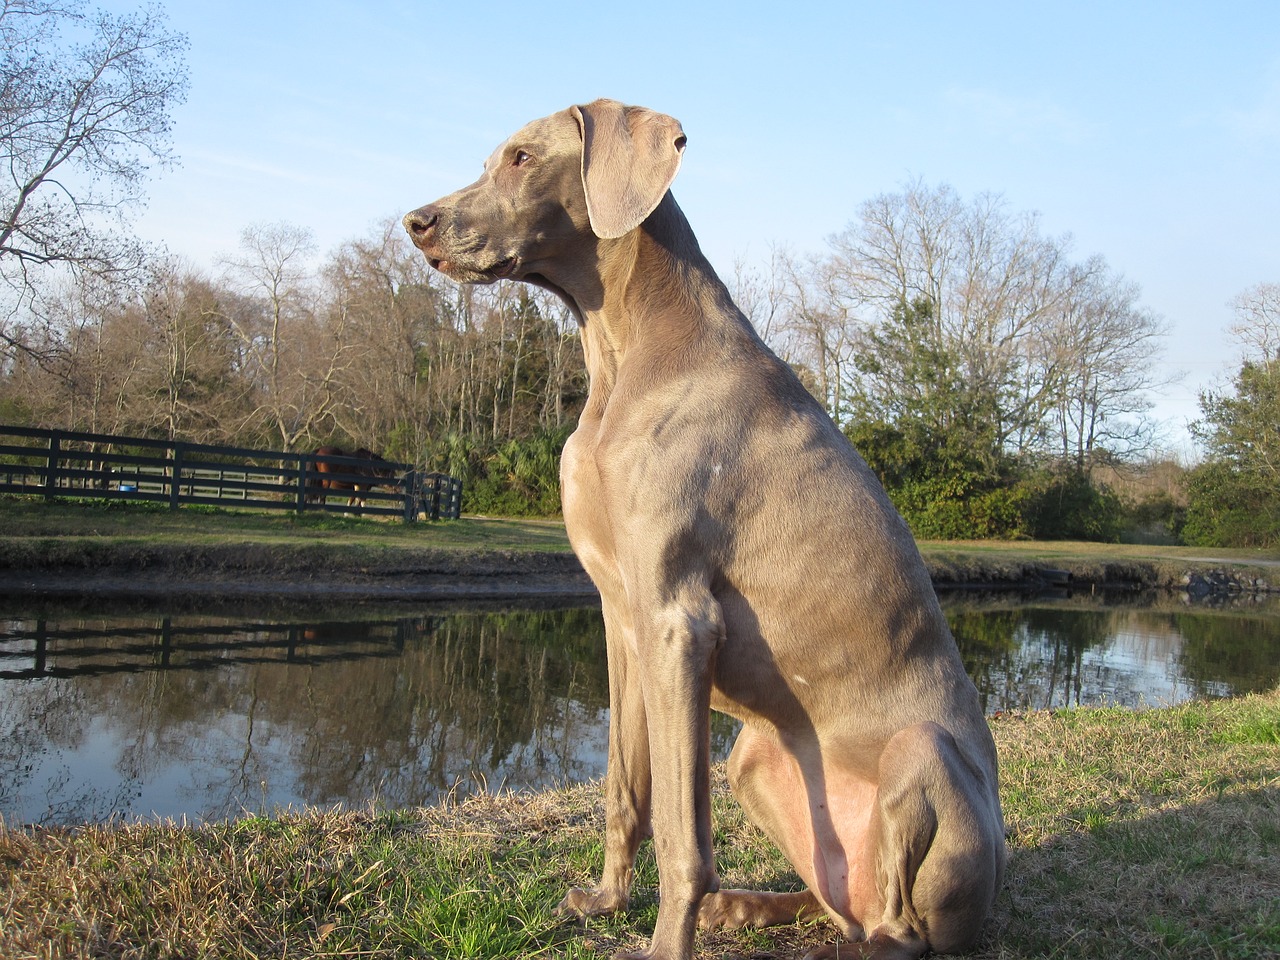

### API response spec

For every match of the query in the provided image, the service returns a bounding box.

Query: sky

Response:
[109,1,1280,457]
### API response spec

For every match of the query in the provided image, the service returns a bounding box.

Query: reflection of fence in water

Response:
[0,617,442,680]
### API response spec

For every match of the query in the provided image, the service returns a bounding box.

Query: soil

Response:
[0,543,594,602]
[0,542,1273,602]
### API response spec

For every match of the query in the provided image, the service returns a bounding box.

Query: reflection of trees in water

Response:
[951,604,1121,711]
[0,670,141,823]
[273,609,611,808]
[949,607,1028,711]
[954,603,1165,711]
[946,599,1274,713]
[0,608,614,821]
[1172,610,1280,696]
[4,599,1280,824]
[94,610,616,815]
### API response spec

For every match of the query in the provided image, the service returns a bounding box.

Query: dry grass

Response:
[1,692,1277,959]
[0,496,578,558]
[978,693,1280,959]
[5,498,1279,586]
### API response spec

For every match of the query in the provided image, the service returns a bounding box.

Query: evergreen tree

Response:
[1184,284,1280,546]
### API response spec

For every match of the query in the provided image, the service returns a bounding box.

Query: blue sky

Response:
[119,1,1280,455]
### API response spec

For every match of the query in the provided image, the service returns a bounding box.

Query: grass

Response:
[2,497,1278,585]
[2,689,1277,959]
[0,496,576,552]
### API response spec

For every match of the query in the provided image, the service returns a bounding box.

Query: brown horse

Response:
[306,446,394,509]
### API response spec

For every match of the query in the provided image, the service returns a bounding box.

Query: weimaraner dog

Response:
[404,99,1005,960]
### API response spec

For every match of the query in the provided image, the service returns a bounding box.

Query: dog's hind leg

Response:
[810,722,1004,959]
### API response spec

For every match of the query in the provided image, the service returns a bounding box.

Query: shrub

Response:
[1181,461,1280,547]
[891,473,1031,540]
[423,428,570,517]
[1020,469,1125,542]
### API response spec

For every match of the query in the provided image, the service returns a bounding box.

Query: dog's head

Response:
[403,99,686,287]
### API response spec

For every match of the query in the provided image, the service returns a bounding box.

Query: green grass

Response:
[0,495,575,549]
[4,496,1278,586]
[2,689,1278,959]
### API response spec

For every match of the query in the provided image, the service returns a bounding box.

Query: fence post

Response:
[169,443,185,511]
[402,469,417,523]
[426,474,442,521]
[295,454,309,513]
[43,431,61,499]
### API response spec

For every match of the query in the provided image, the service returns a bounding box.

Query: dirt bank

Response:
[0,541,1273,602]
[0,543,594,602]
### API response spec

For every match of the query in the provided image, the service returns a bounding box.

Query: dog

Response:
[404,98,1005,960]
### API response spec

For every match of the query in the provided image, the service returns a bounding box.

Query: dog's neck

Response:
[556,193,752,413]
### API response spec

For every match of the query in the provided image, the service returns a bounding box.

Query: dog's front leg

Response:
[618,596,722,960]
[557,597,652,918]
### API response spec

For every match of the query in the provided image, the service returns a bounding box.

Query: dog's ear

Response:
[571,99,686,240]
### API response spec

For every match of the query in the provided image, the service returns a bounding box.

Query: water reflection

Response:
[1,593,1277,826]
[949,594,1280,711]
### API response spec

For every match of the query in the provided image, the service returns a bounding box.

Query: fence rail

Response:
[0,424,462,521]
[0,615,430,680]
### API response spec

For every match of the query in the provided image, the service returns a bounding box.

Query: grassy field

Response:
[1,690,1276,959]
[0,496,576,554]
[2,496,1278,581]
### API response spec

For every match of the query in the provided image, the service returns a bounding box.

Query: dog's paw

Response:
[697,890,754,930]
[554,885,628,919]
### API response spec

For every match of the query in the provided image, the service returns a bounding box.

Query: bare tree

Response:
[1229,282,1280,362]
[730,246,789,345]
[15,274,143,434]
[771,247,860,423]
[134,260,243,443]
[218,222,346,451]
[1043,260,1169,473]
[323,219,444,456]
[802,180,1164,469]
[529,287,584,430]
[827,183,1079,450]
[0,1,188,356]
[1193,280,1280,482]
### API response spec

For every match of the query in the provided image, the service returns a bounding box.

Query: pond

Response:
[2,591,1278,826]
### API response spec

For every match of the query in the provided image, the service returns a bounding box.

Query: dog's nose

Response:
[403,207,439,240]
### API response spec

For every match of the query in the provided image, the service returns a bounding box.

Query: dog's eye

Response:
[513,150,532,167]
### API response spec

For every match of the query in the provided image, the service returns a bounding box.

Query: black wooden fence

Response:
[0,424,462,521]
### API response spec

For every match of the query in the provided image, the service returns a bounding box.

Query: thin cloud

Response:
[179,149,343,188]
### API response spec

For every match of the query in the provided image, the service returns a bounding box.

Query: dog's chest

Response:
[560,427,625,598]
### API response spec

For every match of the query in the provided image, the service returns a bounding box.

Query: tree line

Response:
[0,219,588,515]
[736,180,1174,541]
[2,1,1276,543]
